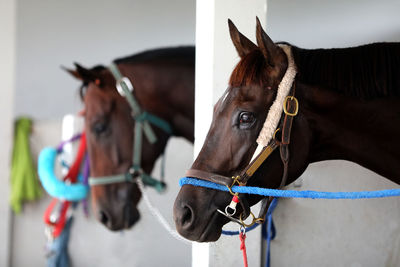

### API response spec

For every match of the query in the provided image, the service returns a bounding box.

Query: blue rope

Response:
[181,177,400,266]
[180,176,400,267]
[262,198,278,267]
[180,177,400,199]
[221,222,260,236]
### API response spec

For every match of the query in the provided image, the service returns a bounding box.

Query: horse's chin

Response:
[178,211,230,242]
[124,208,141,229]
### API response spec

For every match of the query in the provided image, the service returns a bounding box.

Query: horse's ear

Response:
[62,65,82,80]
[255,17,279,67]
[62,63,99,82]
[74,63,100,82]
[228,19,257,58]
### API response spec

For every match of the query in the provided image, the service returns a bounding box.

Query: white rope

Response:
[251,45,297,161]
[137,179,192,245]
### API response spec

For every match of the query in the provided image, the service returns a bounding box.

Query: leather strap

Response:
[239,140,279,185]
[257,84,297,220]
[185,169,234,188]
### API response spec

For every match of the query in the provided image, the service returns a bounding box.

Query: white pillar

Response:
[194,1,267,266]
[0,0,16,266]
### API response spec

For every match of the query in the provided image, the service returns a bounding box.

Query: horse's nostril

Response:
[99,210,109,225]
[174,197,197,232]
[181,205,194,228]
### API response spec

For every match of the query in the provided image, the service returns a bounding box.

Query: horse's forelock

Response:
[79,65,107,100]
[229,49,268,88]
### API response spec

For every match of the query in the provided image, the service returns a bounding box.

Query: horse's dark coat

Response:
[173,19,400,242]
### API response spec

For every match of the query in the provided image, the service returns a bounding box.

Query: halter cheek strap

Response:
[88,63,172,192]
[88,167,165,192]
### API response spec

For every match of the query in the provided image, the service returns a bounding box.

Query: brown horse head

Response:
[174,19,312,241]
[66,47,195,231]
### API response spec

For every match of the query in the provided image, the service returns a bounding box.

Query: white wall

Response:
[11,0,195,266]
[0,0,16,266]
[268,0,400,48]
[15,0,195,120]
[265,0,400,266]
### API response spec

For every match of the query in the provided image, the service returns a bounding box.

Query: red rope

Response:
[43,132,87,238]
[239,232,248,267]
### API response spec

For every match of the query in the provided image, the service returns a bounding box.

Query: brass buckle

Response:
[283,96,299,116]
[226,175,245,196]
[239,211,264,227]
[273,128,281,140]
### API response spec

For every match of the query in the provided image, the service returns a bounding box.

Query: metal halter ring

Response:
[217,209,242,225]
[225,205,236,217]
[239,211,264,227]
[127,167,141,183]
[116,77,134,96]
[283,96,299,116]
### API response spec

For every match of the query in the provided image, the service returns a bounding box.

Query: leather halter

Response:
[88,63,172,191]
[185,83,298,226]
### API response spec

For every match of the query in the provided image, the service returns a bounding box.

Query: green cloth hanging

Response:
[10,117,42,213]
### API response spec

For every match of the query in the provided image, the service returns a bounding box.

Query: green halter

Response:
[88,63,172,192]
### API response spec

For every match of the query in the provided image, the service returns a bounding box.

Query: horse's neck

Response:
[130,63,194,143]
[299,82,400,183]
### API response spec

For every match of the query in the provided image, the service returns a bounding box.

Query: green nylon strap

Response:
[88,173,134,186]
[88,172,165,193]
[135,112,173,135]
[160,153,166,183]
[109,63,157,144]
[141,173,166,193]
[133,121,143,168]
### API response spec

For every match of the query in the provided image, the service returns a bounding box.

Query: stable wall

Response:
[265,0,400,266]
[14,0,195,120]
[10,0,195,266]
[0,0,16,266]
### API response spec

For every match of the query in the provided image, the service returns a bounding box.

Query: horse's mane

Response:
[292,42,400,99]
[230,42,400,100]
[80,46,195,98]
[114,46,195,64]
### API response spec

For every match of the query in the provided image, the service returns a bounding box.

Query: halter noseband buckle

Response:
[128,166,143,182]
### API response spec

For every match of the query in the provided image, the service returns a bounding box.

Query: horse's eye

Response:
[238,112,255,128]
[92,121,109,136]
